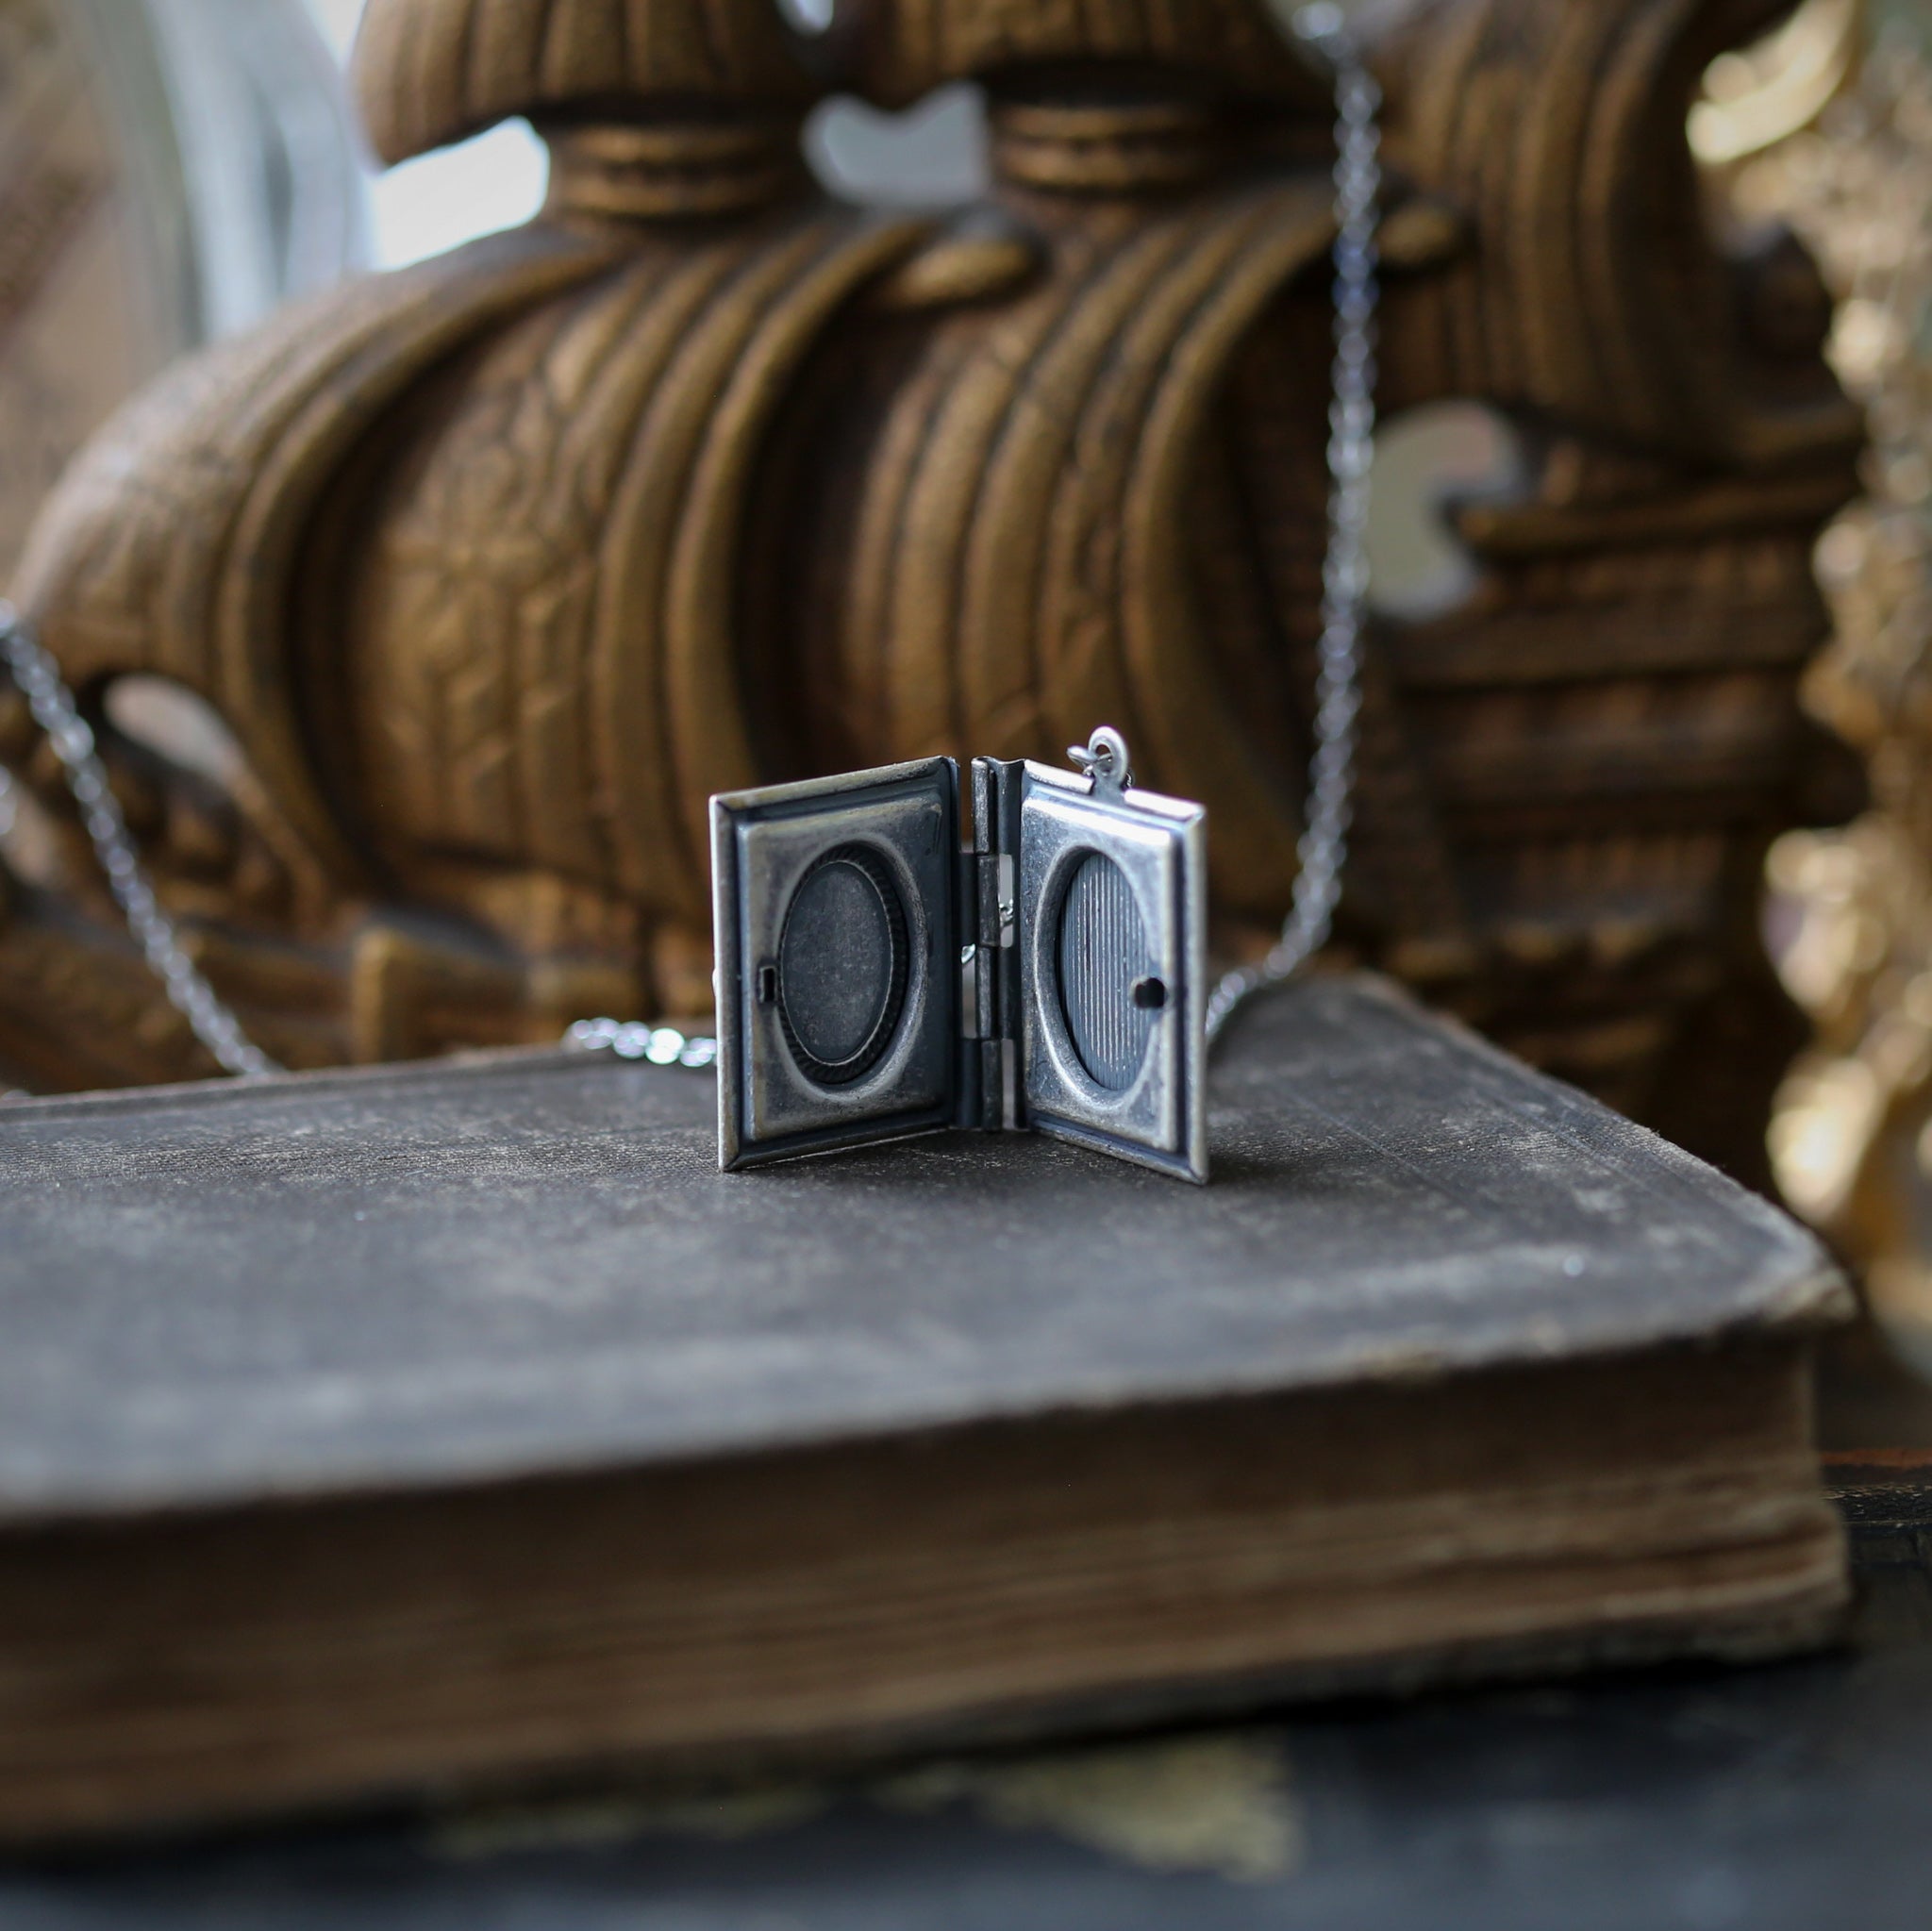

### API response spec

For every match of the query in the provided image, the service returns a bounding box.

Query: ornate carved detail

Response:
[352,0,818,167]
[1374,0,1861,460]
[0,0,1865,1188]
[13,225,624,910]
[335,208,926,926]
[833,0,1329,111]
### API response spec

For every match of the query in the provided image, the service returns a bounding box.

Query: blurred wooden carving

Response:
[0,0,1867,1183]
[1748,25,1932,1330]
[0,0,363,586]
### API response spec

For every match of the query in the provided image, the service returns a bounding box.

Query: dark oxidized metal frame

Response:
[712,755,1206,1182]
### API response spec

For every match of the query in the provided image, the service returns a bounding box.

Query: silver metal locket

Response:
[710,730,1208,1182]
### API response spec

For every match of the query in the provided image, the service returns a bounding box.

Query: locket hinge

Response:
[958,758,1024,1132]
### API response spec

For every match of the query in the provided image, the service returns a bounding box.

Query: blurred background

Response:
[0,0,545,588]
[8,0,1932,1374]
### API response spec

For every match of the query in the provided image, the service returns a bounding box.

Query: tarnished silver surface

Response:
[1066,726,1133,800]
[711,757,959,1171]
[1058,853,1155,1090]
[710,731,1207,1182]
[1016,755,1208,1185]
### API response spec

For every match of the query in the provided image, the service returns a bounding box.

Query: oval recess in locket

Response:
[1056,851,1163,1093]
[775,844,910,1088]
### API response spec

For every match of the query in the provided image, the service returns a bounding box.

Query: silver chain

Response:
[0,607,280,1079]
[562,1017,719,1069]
[1205,2,1377,1043]
[0,13,1374,1084]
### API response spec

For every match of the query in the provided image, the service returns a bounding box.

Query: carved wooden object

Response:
[0,0,1865,1184]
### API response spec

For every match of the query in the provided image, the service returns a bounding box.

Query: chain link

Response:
[1205,2,1379,1044]
[0,606,280,1079]
[563,1018,720,1069]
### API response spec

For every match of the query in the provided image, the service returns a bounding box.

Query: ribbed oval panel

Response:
[1057,851,1155,1092]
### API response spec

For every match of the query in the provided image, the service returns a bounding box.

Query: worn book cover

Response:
[0,977,1852,1840]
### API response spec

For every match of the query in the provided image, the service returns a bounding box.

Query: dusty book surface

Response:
[0,977,1848,1521]
[0,976,1854,1840]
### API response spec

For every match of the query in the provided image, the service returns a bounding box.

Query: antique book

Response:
[0,977,1851,1842]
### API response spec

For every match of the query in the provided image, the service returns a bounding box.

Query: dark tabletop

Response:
[1,1459,1927,1931]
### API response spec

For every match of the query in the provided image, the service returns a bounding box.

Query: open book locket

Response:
[711,732,1207,1182]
